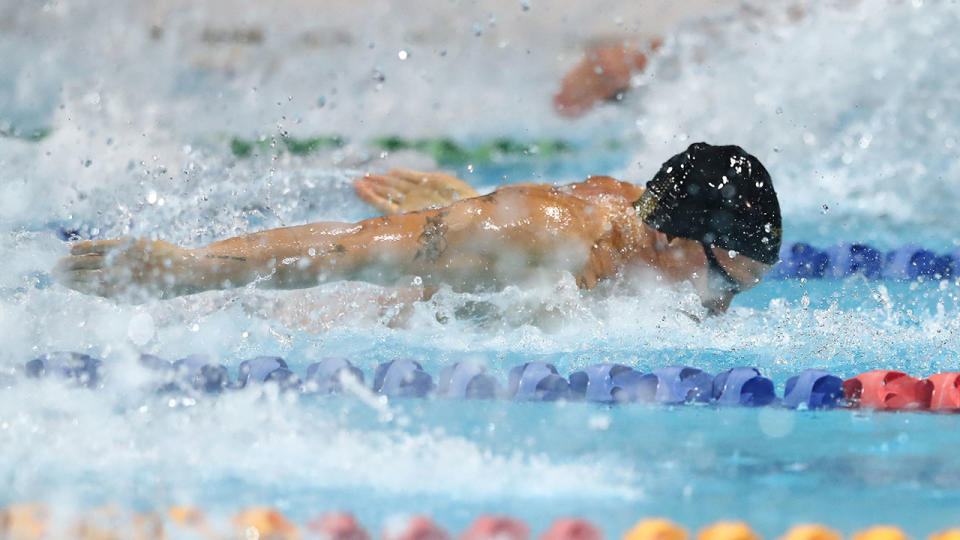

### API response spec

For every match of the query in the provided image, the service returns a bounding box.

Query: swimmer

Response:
[55,143,782,315]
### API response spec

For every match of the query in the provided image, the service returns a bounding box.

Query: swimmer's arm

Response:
[55,229,312,299]
[56,208,459,299]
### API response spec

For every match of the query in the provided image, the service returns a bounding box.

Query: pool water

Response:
[2,0,960,537]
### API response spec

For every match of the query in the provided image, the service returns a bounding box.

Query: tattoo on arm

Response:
[206,254,247,262]
[415,211,448,263]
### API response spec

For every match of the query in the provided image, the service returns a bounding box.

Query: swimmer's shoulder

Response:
[562,175,645,202]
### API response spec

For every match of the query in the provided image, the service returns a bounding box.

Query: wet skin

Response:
[56,170,770,313]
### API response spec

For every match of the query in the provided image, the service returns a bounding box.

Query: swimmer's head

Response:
[635,143,782,267]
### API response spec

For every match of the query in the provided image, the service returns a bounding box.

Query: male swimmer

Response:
[55,143,782,315]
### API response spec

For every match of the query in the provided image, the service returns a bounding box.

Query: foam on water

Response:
[2,0,960,535]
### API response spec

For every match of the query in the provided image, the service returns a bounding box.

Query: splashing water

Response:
[2,0,960,537]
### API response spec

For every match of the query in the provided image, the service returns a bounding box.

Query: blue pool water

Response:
[2,0,960,537]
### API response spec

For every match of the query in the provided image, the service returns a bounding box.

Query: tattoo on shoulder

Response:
[415,211,448,263]
[206,254,247,262]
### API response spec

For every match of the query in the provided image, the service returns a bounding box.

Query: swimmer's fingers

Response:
[57,267,157,301]
[56,269,119,297]
[56,254,105,272]
[69,237,131,256]
[386,168,432,186]
[386,170,479,208]
[369,172,416,192]
[388,169,478,197]
[353,176,401,214]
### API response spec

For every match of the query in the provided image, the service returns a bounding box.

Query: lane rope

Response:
[17,353,960,412]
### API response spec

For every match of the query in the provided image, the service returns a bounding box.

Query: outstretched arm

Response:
[55,212,445,300]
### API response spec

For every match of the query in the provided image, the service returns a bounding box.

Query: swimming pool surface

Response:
[2,0,960,536]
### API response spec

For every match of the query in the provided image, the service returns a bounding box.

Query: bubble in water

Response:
[758,408,795,438]
[127,312,155,346]
[588,414,611,431]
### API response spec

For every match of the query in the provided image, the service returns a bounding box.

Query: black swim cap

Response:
[634,142,782,265]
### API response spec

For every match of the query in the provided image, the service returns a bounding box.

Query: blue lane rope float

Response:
[235,356,301,391]
[304,358,365,394]
[650,366,714,404]
[20,353,960,412]
[373,359,435,398]
[506,362,570,401]
[782,369,844,409]
[24,352,102,388]
[437,362,500,399]
[711,367,777,407]
[771,242,958,281]
[568,364,656,404]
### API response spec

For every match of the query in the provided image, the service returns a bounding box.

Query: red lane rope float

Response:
[842,370,933,411]
[926,372,960,410]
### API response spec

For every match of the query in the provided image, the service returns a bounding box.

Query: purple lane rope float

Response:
[15,352,960,412]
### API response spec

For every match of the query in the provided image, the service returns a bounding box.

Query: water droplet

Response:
[127,313,155,346]
[397,49,409,60]
[317,96,326,107]
[520,0,530,10]
[822,204,830,214]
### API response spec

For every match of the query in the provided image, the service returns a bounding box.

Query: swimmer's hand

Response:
[54,238,201,301]
[353,168,478,214]
[553,40,659,117]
